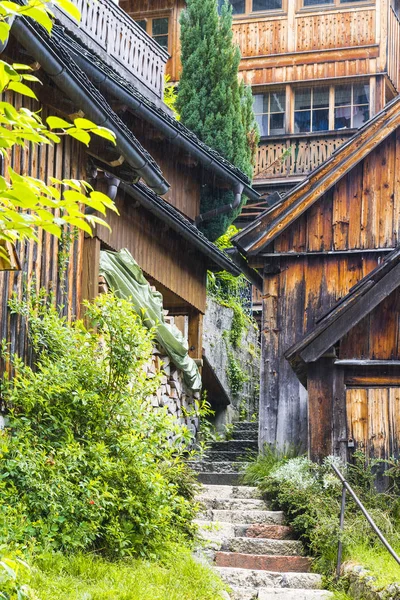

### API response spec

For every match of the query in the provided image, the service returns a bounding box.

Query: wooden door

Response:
[346,387,400,459]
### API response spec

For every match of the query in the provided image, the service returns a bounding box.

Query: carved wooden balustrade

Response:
[254,133,353,181]
[55,0,169,99]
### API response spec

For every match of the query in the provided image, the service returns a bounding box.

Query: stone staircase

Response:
[192,421,333,600]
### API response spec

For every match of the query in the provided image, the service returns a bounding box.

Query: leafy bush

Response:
[0,552,38,599]
[247,451,400,579]
[0,293,199,558]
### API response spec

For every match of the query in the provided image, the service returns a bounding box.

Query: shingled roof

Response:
[285,246,400,384]
[55,26,259,201]
[233,95,400,256]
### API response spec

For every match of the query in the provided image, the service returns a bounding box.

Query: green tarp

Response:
[99,248,202,392]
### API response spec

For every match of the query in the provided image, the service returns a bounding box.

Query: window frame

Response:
[228,0,286,17]
[299,0,374,10]
[255,80,371,138]
[134,14,170,52]
[253,89,287,137]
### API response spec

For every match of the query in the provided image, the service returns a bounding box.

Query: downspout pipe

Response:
[11,19,170,196]
[61,41,260,203]
[195,183,244,227]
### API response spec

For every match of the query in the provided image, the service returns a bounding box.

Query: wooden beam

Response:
[81,235,100,315]
[188,310,203,361]
[308,357,335,462]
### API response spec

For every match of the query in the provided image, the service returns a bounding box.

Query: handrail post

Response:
[336,483,346,580]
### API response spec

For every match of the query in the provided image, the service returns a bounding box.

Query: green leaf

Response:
[7,81,37,99]
[74,117,97,130]
[57,0,81,21]
[21,74,40,82]
[64,216,92,235]
[92,127,116,144]
[90,190,119,212]
[12,63,33,71]
[22,6,53,33]
[67,129,90,146]
[46,116,72,130]
[0,22,10,43]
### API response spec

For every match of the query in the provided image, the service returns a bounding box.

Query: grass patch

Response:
[30,546,228,600]
[349,544,400,588]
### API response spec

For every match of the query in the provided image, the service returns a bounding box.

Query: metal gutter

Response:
[60,35,260,203]
[121,181,243,277]
[11,19,170,196]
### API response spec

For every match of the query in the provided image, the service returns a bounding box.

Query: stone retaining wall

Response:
[343,563,400,600]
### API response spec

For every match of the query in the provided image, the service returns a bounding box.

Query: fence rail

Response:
[388,7,400,93]
[57,0,168,98]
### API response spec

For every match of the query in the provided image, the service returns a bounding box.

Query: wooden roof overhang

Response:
[285,247,400,386]
[233,95,400,257]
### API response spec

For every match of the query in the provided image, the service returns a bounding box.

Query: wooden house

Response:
[124,0,400,222]
[286,247,400,464]
[0,0,256,371]
[233,95,400,456]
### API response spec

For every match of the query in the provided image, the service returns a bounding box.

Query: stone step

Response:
[231,428,258,441]
[202,509,285,525]
[232,422,259,433]
[215,552,312,572]
[196,472,242,485]
[191,461,249,474]
[199,484,262,500]
[204,450,256,462]
[223,537,304,557]
[230,588,333,600]
[210,440,258,453]
[196,497,267,511]
[216,567,322,590]
[238,524,294,540]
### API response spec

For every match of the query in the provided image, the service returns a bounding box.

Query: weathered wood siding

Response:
[131,119,201,220]
[0,95,85,362]
[346,387,400,459]
[96,190,207,313]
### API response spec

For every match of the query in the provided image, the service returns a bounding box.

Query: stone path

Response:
[192,422,333,600]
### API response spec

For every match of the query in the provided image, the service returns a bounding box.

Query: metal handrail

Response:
[331,462,400,578]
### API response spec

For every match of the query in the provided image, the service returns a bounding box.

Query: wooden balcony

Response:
[253,132,354,184]
[54,0,169,101]
[388,7,400,92]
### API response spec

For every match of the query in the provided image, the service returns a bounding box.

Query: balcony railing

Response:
[388,7,400,93]
[55,0,169,100]
[254,133,353,181]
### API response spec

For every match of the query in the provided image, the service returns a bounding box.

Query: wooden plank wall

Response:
[96,190,207,313]
[272,131,400,254]
[0,94,85,363]
[346,387,400,459]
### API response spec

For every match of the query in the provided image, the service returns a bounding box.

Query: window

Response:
[219,0,282,14]
[334,83,370,129]
[253,90,286,136]
[135,17,169,50]
[303,0,364,5]
[294,87,329,133]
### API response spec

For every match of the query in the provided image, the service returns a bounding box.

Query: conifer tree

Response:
[177,0,258,240]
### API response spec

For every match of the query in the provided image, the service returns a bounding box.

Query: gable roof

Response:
[56,26,259,202]
[285,246,400,383]
[233,95,400,256]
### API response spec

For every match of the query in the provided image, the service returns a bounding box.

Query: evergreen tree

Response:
[177,0,258,240]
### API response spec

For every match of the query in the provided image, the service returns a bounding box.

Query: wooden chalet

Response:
[233,95,400,457]
[124,0,400,223]
[286,247,400,464]
[0,0,256,368]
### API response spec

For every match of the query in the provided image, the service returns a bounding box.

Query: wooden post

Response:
[307,355,335,462]
[188,310,203,360]
[81,235,101,317]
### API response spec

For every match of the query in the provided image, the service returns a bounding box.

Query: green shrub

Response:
[243,443,299,486]
[247,451,400,579]
[0,293,199,558]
